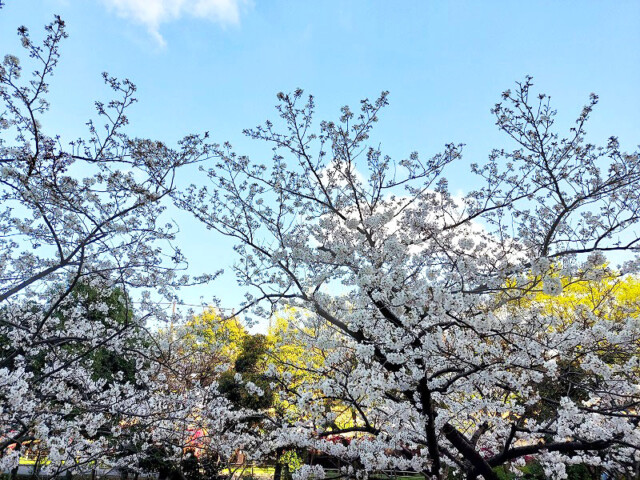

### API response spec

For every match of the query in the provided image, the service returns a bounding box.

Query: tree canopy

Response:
[174,80,640,478]
[2,14,640,480]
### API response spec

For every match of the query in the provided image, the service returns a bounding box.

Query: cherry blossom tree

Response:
[0,16,231,476]
[176,83,640,479]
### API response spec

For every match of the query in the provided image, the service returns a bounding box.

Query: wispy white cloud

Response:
[102,0,245,46]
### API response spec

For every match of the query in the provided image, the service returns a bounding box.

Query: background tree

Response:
[266,308,357,478]
[513,266,640,440]
[145,310,280,480]
[218,333,274,411]
[158,308,247,390]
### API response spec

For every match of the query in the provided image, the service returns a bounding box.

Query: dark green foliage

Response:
[494,462,599,479]
[180,451,202,480]
[138,445,179,480]
[52,281,140,386]
[218,334,274,411]
[235,334,269,374]
[0,282,138,399]
[138,448,223,480]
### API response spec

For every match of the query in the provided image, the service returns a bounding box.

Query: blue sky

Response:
[1,1,639,326]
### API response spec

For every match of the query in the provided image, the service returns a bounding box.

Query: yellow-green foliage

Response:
[268,307,327,381]
[181,308,247,365]
[155,308,248,390]
[267,307,331,416]
[267,308,365,432]
[533,269,640,325]
[512,267,640,419]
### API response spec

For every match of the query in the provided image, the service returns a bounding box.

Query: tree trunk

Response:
[31,451,41,480]
[417,379,442,478]
[442,423,498,480]
[273,449,284,480]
